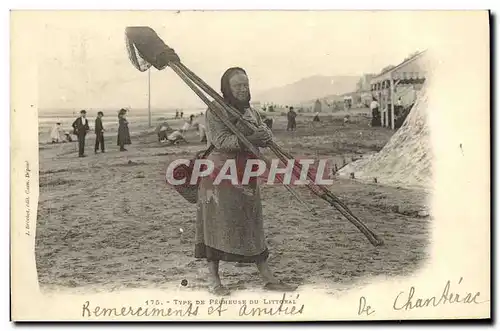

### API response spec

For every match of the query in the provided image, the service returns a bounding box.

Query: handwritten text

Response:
[393,277,484,311]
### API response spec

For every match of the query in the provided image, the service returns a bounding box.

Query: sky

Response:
[29,11,443,111]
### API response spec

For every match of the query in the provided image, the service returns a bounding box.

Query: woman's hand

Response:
[247,127,273,147]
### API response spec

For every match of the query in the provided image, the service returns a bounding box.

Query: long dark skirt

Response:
[117,125,131,146]
[371,108,381,127]
[195,174,269,263]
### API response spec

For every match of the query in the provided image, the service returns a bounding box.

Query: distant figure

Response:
[313,112,320,122]
[72,110,90,157]
[117,108,131,151]
[157,121,172,142]
[370,98,381,127]
[189,114,195,124]
[50,122,63,143]
[180,111,184,119]
[94,111,105,154]
[175,110,179,119]
[287,107,297,131]
[343,97,352,110]
[343,115,350,125]
[395,97,404,120]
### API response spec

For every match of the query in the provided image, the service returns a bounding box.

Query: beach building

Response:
[370,50,429,129]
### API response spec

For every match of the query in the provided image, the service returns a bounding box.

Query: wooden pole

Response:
[148,68,151,128]
[390,78,395,130]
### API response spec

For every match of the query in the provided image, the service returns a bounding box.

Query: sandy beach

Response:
[35,111,431,294]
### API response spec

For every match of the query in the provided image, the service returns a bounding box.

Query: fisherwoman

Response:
[195,67,297,295]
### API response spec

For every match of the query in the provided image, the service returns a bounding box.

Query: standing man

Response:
[72,110,90,157]
[94,111,105,154]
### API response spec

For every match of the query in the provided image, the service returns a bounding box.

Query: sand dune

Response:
[338,85,432,191]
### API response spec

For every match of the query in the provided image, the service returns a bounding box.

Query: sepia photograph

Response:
[10,10,490,321]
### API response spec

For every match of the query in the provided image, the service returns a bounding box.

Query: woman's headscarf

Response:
[220,67,251,112]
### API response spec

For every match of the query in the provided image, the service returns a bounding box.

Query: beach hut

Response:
[370,50,429,129]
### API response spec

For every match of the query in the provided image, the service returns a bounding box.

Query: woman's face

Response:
[228,72,250,102]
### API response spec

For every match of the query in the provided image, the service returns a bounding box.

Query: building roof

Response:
[371,50,428,85]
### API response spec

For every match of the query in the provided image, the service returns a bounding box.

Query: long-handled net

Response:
[125,26,384,247]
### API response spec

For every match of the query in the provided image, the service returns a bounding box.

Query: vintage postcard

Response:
[11,10,490,321]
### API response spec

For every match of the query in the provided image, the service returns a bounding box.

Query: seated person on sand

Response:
[156,121,187,145]
[164,130,187,145]
[50,122,64,143]
[156,121,172,142]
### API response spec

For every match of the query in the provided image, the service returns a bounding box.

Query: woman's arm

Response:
[253,109,274,140]
[205,109,244,152]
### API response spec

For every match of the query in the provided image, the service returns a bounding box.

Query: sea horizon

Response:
[38,107,207,115]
